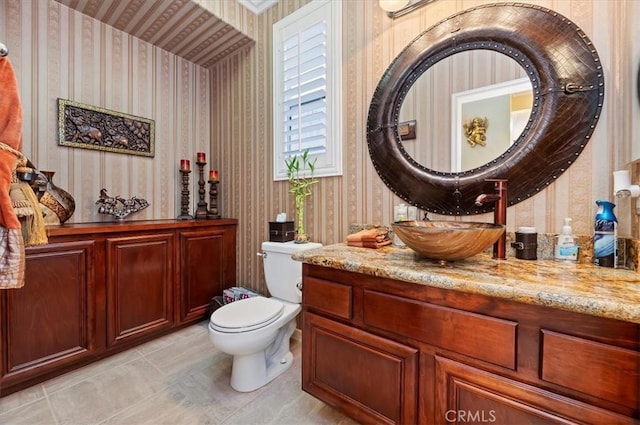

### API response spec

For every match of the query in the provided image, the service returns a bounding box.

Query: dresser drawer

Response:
[541,330,640,411]
[303,276,352,320]
[363,290,517,369]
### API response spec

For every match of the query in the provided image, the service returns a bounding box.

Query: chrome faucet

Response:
[474,179,507,259]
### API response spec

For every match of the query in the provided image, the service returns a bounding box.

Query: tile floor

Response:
[0,321,358,425]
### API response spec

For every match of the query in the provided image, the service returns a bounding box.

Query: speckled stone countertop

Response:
[293,244,640,324]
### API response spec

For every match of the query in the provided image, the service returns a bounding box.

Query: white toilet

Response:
[208,240,322,392]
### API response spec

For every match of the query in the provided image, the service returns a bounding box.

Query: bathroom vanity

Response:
[0,219,237,396]
[296,244,640,425]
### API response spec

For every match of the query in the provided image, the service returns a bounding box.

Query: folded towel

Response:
[346,226,389,242]
[361,235,387,243]
[347,239,392,249]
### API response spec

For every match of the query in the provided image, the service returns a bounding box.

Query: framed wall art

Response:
[58,99,155,157]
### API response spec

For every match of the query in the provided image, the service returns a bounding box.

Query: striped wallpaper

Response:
[1,0,637,295]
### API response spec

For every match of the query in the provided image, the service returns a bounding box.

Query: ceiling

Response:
[54,0,256,68]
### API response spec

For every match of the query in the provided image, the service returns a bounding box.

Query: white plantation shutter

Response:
[281,21,327,157]
[273,0,342,180]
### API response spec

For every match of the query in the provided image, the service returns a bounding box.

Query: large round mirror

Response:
[367,3,604,215]
[398,50,532,173]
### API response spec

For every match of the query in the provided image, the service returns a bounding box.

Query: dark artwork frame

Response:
[58,98,155,157]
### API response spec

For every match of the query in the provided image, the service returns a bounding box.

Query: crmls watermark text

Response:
[445,410,497,423]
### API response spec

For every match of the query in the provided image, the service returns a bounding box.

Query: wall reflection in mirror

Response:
[398,50,532,173]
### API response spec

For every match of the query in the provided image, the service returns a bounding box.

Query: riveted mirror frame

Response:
[367,3,604,215]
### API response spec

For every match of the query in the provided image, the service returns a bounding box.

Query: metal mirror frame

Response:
[367,3,604,215]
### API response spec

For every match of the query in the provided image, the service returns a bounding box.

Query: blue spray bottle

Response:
[593,200,617,267]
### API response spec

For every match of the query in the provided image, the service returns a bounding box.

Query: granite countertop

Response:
[293,243,640,324]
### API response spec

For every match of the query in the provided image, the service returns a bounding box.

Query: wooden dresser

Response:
[0,219,237,396]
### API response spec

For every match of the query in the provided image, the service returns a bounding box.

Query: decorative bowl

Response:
[391,220,505,261]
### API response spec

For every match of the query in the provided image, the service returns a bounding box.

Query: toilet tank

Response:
[261,241,322,303]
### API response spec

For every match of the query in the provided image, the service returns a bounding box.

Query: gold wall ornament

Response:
[58,98,155,157]
[463,117,488,148]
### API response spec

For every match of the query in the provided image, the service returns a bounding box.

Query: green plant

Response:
[285,150,318,242]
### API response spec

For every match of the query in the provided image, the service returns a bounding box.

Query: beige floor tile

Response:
[0,398,57,425]
[142,331,214,377]
[135,322,209,357]
[99,385,215,425]
[1,321,358,425]
[0,383,45,415]
[48,356,166,425]
[166,349,272,423]
[219,349,357,425]
[43,348,142,395]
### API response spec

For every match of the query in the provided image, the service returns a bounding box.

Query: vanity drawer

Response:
[541,330,640,411]
[363,290,517,369]
[303,276,352,320]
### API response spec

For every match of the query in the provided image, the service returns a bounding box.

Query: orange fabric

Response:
[0,56,23,230]
[347,239,392,249]
[345,227,389,242]
[346,227,391,249]
[0,56,26,288]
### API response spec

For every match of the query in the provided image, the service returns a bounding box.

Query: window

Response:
[273,0,342,180]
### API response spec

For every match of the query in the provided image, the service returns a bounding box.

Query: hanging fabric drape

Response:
[0,46,48,289]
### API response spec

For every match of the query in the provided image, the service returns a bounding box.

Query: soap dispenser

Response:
[554,218,578,262]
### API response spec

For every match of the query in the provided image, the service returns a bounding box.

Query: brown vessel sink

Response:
[391,220,505,262]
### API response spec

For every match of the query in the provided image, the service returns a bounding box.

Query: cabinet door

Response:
[178,226,236,324]
[433,356,636,425]
[106,233,173,347]
[303,312,418,425]
[0,241,96,393]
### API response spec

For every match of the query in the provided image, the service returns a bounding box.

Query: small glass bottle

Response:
[393,203,408,247]
[554,218,579,262]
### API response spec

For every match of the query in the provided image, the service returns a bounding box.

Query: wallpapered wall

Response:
[1,0,212,223]
[210,0,636,293]
[1,0,636,296]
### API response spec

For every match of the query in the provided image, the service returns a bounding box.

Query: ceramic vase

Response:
[39,171,75,224]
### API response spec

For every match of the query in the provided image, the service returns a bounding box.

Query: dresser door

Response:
[178,226,236,323]
[106,233,173,347]
[1,241,96,390]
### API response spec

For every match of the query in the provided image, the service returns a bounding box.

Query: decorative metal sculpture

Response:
[96,188,149,220]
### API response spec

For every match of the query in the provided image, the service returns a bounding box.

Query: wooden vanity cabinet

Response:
[0,219,237,396]
[304,312,418,425]
[301,264,640,425]
[432,356,636,425]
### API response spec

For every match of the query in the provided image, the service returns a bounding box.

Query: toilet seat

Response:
[210,296,285,333]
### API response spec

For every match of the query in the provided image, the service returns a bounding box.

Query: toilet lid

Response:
[210,296,285,333]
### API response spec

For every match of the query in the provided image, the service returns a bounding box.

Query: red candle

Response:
[180,159,190,172]
[197,152,206,163]
[209,170,219,181]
